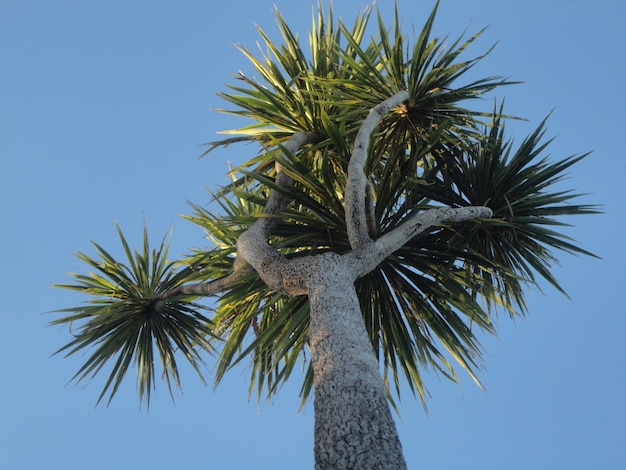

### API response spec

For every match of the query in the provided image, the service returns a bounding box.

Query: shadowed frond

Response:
[416,107,601,310]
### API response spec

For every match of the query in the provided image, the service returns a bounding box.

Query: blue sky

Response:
[1,1,625,469]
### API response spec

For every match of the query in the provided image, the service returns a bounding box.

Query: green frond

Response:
[420,108,601,308]
[51,224,215,408]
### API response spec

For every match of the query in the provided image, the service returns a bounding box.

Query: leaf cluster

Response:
[52,224,214,407]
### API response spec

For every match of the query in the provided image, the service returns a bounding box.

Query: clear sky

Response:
[1,1,624,469]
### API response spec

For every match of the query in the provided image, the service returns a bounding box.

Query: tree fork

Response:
[158,95,492,469]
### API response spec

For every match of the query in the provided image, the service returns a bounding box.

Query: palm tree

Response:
[52,3,598,468]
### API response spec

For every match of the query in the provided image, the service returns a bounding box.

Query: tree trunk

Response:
[308,253,407,470]
[229,102,491,469]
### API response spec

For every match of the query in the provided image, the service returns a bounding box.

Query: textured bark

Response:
[308,253,406,470]
[236,132,318,294]
[349,206,493,279]
[159,262,253,300]
[229,127,411,468]
[345,91,409,249]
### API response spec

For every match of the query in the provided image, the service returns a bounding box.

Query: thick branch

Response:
[348,205,493,279]
[160,132,316,301]
[256,132,317,237]
[236,132,317,293]
[345,91,409,249]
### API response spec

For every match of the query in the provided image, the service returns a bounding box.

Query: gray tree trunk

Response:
[308,253,406,469]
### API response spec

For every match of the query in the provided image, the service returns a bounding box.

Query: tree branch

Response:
[159,132,316,300]
[345,91,409,249]
[158,261,254,300]
[236,132,318,293]
[256,133,317,237]
[348,205,493,279]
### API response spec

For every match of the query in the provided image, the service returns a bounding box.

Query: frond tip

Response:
[51,223,215,408]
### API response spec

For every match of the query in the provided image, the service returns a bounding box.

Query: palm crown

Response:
[52,2,598,409]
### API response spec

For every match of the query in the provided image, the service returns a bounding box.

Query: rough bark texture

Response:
[345,91,409,249]
[349,206,493,279]
[307,253,407,470]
